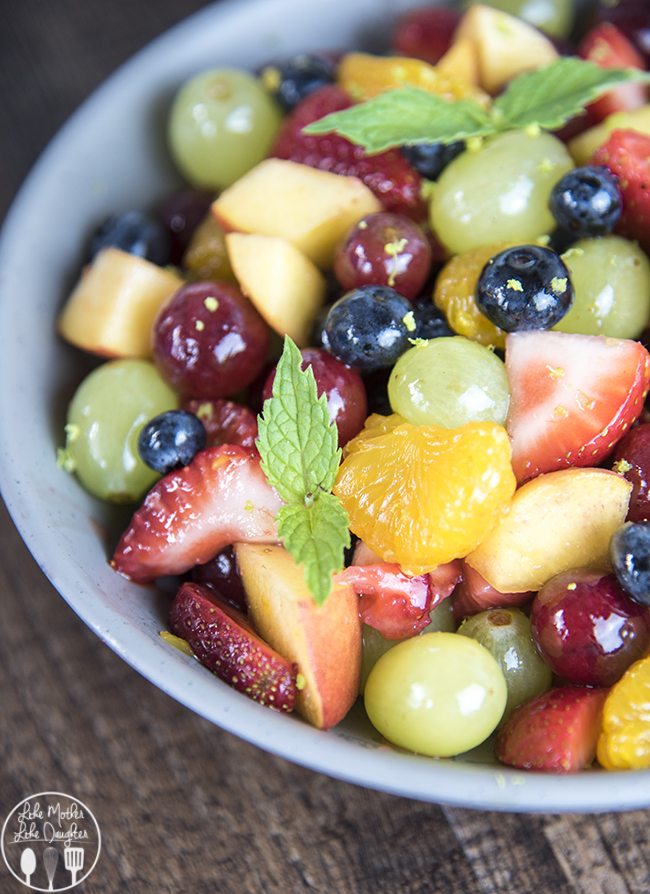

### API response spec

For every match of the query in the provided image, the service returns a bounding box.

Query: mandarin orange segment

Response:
[433,244,510,349]
[334,418,516,574]
[597,655,650,770]
[342,412,407,457]
[338,52,484,103]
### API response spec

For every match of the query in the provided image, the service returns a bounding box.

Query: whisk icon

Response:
[43,846,59,891]
[64,843,84,886]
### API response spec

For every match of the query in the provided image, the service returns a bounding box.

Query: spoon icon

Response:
[20,847,36,886]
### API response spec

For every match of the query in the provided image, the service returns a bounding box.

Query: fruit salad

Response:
[57,1,650,774]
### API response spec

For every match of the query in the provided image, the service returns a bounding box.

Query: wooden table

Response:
[1,2,649,891]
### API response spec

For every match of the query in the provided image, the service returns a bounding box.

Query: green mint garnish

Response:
[303,58,650,154]
[257,336,350,605]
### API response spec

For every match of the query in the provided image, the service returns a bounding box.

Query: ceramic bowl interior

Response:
[1,0,646,812]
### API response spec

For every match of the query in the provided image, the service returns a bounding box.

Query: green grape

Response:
[465,0,573,38]
[360,625,397,694]
[555,236,650,339]
[431,131,573,256]
[60,359,178,503]
[168,69,282,189]
[388,337,510,428]
[458,608,552,721]
[423,598,457,635]
[364,632,507,756]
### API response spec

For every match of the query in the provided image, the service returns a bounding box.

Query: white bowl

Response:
[1,0,647,812]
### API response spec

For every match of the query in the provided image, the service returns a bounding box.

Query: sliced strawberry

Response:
[112,445,281,583]
[392,6,461,65]
[338,559,460,639]
[183,398,258,449]
[506,331,650,482]
[270,85,426,220]
[170,582,297,711]
[593,129,650,254]
[496,686,607,772]
[579,23,647,124]
[452,561,532,620]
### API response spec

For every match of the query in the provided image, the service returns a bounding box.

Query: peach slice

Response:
[466,467,631,593]
[235,543,361,729]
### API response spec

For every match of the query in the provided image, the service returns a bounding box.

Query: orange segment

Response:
[334,417,516,574]
[338,52,485,103]
[597,655,650,770]
[433,243,510,349]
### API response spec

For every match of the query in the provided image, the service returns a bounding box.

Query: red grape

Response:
[334,212,432,300]
[263,347,367,447]
[612,423,650,522]
[157,188,214,265]
[189,546,248,613]
[392,6,461,65]
[153,281,269,399]
[531,569,650,687]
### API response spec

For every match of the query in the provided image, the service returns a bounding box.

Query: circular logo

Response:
[1,792,101,891]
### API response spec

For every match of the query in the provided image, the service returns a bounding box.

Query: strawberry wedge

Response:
[112,445,282,582]
[496,686,607,773]
[506,331,650,482]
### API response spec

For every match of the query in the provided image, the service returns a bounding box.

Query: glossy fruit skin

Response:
[612,424,650,521]
[333,212,432,300]
[597,654,650,769]
[261,53,336,110]
[157,188,214,266]
[168,68,282,189]
[549,166,622,237]
[531,570,650,687]
[388,336,510,428]
[323,286,413,372]
[458,608,553,722]
[190,545,248,613]
[400,142,464,181]
[364,632,507,757]
[411,298,454,341]
[138,409,207,474]
[610,522,650,606]
[152,281,269,399]
[88,210,170,266]
[62,359,177,503]
[477,245,574,333]
[556,235,650,339]
[263,347,367,447]
[183,397,258,449]
[392,5,462,64]
[271,85,426,219]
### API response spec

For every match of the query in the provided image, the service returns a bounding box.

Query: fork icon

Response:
[64,844,85,886]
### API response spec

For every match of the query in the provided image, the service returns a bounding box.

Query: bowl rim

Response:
[1,0,649,813]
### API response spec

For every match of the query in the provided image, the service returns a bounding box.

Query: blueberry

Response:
[411,298,454,340]
[324,285,412,372]
[610,522,650,607]
[400,141,464,180]
[138,410,207,474]
[261,54,336,111]
[88,210,171,266]
[477,245,574,333]
[549,165,622,238]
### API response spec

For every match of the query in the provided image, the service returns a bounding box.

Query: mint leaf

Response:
[278,495,350,606]
[257,336,340,503]
[257,336,350,604]
[494,58,650,131]
[303,87,493,154]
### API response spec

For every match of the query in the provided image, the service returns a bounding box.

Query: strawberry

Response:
[112,445,281,583]
[579,23,647,124]
[505,330,650,482]
[170,582,297,711]
[496,686,607,772]
[593,129,650,254]
[338,560,461,639]
[270,85,426,220]
[452,562,532,620]
[391,6,461,65]
[183,398,258,449]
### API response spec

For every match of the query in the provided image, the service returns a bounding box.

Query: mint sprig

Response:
[303,58,650,154]
[257,337,350,605]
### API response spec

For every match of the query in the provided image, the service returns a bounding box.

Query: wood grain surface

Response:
[1,2,649,892]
